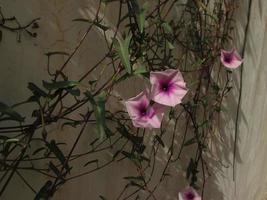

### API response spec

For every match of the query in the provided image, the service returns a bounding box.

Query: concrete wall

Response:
[213,0,267,199]
[0,0,267,199]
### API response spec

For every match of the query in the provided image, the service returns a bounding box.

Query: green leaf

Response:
[66,88,80,96]
[186,158,195,179]
[34,180,52,200]
[28,82,47,98]
[167,41,175,49]
[73,18,109,31]
[186,158,198,185]
[114,35,132,74]
[84,91,96,105]
[129,181,144,189]
[5,138,19,143]
[0,102,25,122]
[94,94,107,140]
[162,22,173,34]
[62,121,81,129]
[117,126,143,145]
[94,22,109,31]
[134,66,148,75]
[42,80,79,90]
[99,195,107,200]
[137,2,149,33]
[0,138,19,145]
[121,151,143,166]
[122,151,133,159]
[85,92,107,140]
[47,140,69,171]
[49,161,62,177]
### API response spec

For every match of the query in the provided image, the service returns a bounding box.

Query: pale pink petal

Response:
[150,70,172,84]
[220,49,243,69]
[151,83,187,107]
[150,69,185,85]
[125,91,150,119]
[179,192,186,200]
[170,84,188,105]
[132,118,150,128]
[150,82,162,99]
[150,69,187,107]
[168,69,186,85]
[146,103,167,128]
[125,91,166,128]
[228,58,242,69]
[131,105,166,128]
[132,103,166,129]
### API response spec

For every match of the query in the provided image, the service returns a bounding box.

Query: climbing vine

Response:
[0,1,241,199]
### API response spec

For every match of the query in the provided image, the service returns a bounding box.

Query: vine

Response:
[0,1,241,199]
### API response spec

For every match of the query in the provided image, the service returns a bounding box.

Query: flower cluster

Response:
[125,69,188,128]
[125,49,243,129]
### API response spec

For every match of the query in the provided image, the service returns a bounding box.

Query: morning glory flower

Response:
[125,91,166,128]
[150,69,188,107]
[178,187,201,200]
[220,49,243,69]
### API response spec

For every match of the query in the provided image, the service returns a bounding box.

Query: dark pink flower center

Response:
[137,102,153,118]
[136,102,155,119]
[160,81,173,94]
[139,107,147,116]
[185,192,195,200]
[223,53,233,63]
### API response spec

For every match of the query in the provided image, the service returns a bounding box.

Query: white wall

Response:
[1,0,267,199]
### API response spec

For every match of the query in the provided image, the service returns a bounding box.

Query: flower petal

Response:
[220,49,243,69]
[131,118,150,128]
[150,69,187,107]
[129,104,166,128]
[146,103,166,128]
[125,91,166,128]
[125,91,150,119]
[151,83,187,107]
[150,69,185,85]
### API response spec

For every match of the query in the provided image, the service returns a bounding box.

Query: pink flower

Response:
[125,91,166,128]
[220,49,243,69]
[150,69,188,107]
[178,187,201,200]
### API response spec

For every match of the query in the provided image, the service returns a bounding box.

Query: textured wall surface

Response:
[0,0,267,200]
[216,0,267,199]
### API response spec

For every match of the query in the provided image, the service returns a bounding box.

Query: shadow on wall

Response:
[0,0,255,200]
[205,0,261,199]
